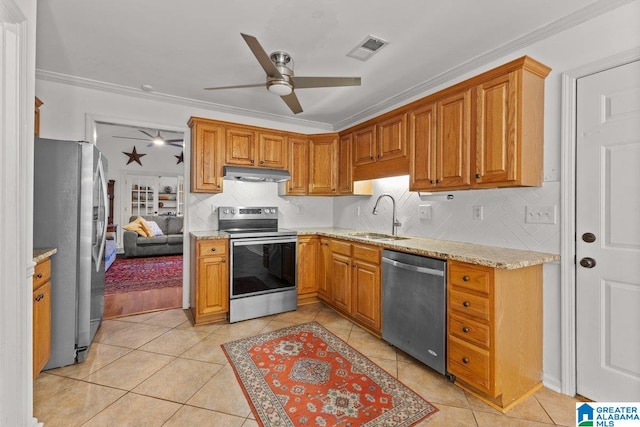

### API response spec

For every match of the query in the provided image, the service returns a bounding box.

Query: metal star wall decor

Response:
[122,146,146,166]
[175,151,184,164]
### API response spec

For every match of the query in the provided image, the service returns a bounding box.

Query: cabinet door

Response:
[318,238,332,300]
[297,236,319,298]
[284,137,308,195]
[225,127,256,166]
[352,125,377,166]
[257,132,287,169]
[475,71,517,184]
[190,121,224,193]
[330,252,352,313]
[33,281,51,378]
[409,102,437,190]
[309,135,337,195]
[352,260,381,331]
[337,133,353,194]
[436,89,472,189]
[377,112,407,162]
[196,255,229,317]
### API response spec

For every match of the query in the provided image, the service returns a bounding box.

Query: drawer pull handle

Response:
[34,293,45,302]
[462,327,469,333]
[462,275,470,281]
[462,357,469,364]
[221,259,226,263]
[463,301,470,307]
[210,248,216,252]
[36,273,43,279]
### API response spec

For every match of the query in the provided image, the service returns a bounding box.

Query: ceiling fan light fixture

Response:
[267,80,293,96]
[153,131,165,145]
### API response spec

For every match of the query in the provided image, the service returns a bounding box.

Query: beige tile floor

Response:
[34,303,582,426]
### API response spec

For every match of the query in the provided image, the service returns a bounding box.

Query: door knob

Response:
[580,257,596,268]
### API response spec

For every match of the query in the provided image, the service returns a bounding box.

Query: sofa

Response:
[123,215,184,258]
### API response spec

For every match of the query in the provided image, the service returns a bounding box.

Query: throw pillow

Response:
[123,218,147,237]
[136,216,154,237]
[146,220,164,236]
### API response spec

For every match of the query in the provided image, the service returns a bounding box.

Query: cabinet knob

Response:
[36,273,43,279]
[463,301,470,307]
[377,154,381,158]
[370,156,374,160]
[259,160,264,164]
[475,173,481,179]
[436,179,441,184]
[430,180,435,184]
[34,293,45,302]
[462,327,470,333]
[462,357,469,364]
[462,275,470,281]
[221,259,226,263]
[250,160,255,164]
[210,248,216,252]
[332,189,336,192]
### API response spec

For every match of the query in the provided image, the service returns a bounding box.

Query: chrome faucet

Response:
[372,193,402,235]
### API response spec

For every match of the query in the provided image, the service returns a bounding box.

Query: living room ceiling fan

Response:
[204,33,361,114]
[113,130,184,147]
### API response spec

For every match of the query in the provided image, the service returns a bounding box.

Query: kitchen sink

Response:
[348,232,409,241]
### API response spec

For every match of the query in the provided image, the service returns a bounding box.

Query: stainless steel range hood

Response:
[223,165,291,183]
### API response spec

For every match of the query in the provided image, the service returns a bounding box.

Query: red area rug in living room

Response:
[105,255,183,295]
[222,322,438,427]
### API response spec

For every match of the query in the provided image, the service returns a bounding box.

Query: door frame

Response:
[85,114,191,308]
[560,47,640,397]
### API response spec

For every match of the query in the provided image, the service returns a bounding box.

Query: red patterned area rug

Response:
[105,255,183,295]
[222,321,438,426]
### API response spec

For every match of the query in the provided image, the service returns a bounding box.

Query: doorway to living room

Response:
[95,121,186,318]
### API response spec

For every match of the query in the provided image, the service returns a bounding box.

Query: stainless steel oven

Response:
[219,207,297,323]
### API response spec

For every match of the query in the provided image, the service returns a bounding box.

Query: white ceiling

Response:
[36,0,626,129]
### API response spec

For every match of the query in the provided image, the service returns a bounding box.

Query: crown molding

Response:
[333,0,634,130]
[35,69,334,132]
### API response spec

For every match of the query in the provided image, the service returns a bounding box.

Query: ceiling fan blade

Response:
[139,130,155,139]
[292,76,361,89]
[165,138,184,143]
[113,136,150,141]
[204,83,264,90]
[281,92,303,114]
[168,142,184,148]
[240,33,283,79]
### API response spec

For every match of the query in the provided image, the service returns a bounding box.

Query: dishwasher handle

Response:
[382,257,445,277]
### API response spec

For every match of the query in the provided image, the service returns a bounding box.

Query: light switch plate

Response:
[472,206,484,221]
[526,206,557,224]
[419,204,432,219]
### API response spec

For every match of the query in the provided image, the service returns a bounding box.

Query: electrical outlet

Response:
[525,206,556,224]
[297,205,303,215]
[419,204,432,219]
[472,206,484,221]
[356,206,361,216]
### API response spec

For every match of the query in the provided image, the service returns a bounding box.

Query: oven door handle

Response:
[232,238,297,246]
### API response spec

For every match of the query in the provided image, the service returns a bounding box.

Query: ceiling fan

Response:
[113,130,184,147]
[204,33,361,114]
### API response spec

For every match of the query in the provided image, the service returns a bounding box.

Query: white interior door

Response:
[576,60,640,401]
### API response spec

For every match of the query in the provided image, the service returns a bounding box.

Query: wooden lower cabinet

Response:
[317,238,332,301]
[327,239,382,335]
[189,237,229,325]
[297,236,319,304]
[446,260,543,412]
[33,257,52,378]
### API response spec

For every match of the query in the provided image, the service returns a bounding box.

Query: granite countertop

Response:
[294,227,559,270]
[190,231,230,240]
[33,248,57,263]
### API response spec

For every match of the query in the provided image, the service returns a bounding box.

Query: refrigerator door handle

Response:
[93,155,108,272]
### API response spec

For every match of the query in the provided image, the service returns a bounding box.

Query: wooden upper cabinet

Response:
[337,133,353,194]
[282,136,309,195]
[409,102,437,190]
[475,59,549,188]
[377,112,407,161]
[436,89,472,189]
[352,125,377,166]
[189,118,224,193]
[309,134,338,195]
[225,126,287,169]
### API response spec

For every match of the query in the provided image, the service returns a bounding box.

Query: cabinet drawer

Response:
[352,244,380,264]
[448,335,493,395]
[449,311,490,348]
[33,259,51,290]
[331,239,352,256]
[449,263,490,294]
[197,240,227,257]
[449,288,490,321]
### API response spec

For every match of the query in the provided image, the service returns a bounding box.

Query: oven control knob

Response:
[223,209,229,214]
[269,208,275,214]
[231,209,235,214]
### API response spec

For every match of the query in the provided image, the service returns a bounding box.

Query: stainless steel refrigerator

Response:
[33,137,109,369]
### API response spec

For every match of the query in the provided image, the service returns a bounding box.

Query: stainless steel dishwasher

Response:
[382,250,447,375]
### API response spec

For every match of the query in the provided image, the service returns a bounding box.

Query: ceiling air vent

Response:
[347,35,389,61]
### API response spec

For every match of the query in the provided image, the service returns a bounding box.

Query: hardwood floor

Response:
[104,286,182,319]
